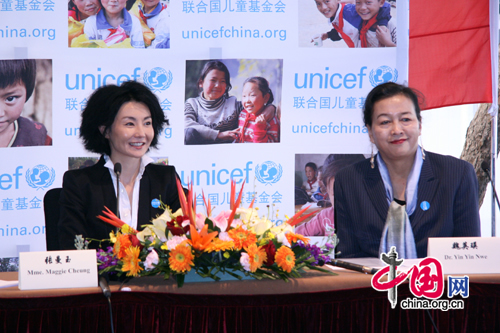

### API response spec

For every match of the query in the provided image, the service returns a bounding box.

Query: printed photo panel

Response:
[294,153,367,236]
[184,58,283,145]
[299,0,397,48]
[68,0,170,49]
[0,59,52,148]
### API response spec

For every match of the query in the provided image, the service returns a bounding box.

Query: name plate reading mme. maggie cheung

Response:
[19,250,98,290]
[428,237,500,274]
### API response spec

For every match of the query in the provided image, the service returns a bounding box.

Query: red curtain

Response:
[409,0,493,109]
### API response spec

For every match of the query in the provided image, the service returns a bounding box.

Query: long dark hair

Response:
[197,60,232,98]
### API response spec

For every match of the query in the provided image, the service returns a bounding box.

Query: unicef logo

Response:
[25,165,55,190]
[143,67,172,92]
[255,161,283,185]
[369,66,398,87]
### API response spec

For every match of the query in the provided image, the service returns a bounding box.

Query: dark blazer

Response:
[334,152,481,258]
[58,156,182,250]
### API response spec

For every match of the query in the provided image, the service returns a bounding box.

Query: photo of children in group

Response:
[68,0,170,48]
[299,0,397,48]
[0,59,52,148]
[184,59,282,145]
[294,153,366,236]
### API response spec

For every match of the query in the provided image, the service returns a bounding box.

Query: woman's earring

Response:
[370,145,375,169]
[420,137,426,160]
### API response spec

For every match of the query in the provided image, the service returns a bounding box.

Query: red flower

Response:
[263,242,276,266]
[167,215,190,236]
[129,234,142,249]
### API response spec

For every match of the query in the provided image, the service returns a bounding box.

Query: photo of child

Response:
[299,0,397,48]
[295,154,366,236]
[68,0,170,49]
[0,59,52,148]
[68,0,102,46]
[235,77,280,143]
[184,59,282,145]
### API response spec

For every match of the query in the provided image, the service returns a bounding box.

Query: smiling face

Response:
[241,82,270,115]
[315,0,339,19]
[100,0,126,15]
[103,101,154,162]
[355,0,385,21]
[0,82,26,142]
[199,69,227,101]
[73,0,101,19]
[367,94,421,163]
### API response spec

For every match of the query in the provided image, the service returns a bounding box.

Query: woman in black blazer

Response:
[58,81,182,250]
[334,82,480,258]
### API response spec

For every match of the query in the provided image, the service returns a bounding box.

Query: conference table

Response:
[1,268,499,333]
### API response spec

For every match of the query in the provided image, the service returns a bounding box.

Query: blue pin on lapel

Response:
[151,198,160,208]
[420,201,430,211]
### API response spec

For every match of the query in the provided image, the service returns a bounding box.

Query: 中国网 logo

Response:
[369,66,398,87]
[255,161,283,185]
[25,165,55,190]
[371,247,468,311]
[143,67,173,92]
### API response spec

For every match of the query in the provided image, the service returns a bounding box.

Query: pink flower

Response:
[240,252,251,272]
[195,213,207,231]
[167,235,188,251]
[144,249,159,271]
[213,210,231,231]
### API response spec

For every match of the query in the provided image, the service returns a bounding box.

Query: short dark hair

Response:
[80,81,168,155]
[321,154,365,185]
[363,82,423,127]
[305,162,317,172]
[198,60,232,98]
[0,59,37,102]
[243,76,274,105]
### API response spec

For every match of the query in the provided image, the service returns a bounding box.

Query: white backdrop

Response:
[0,1,419,257]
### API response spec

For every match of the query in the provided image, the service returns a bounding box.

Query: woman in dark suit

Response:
[334,82,480,259]
[58,81,182,250]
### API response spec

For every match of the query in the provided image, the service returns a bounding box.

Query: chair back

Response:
[43,188,62,251]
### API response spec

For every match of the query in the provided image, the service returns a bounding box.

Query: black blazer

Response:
[58,156,182,250]
[334,152,481,258]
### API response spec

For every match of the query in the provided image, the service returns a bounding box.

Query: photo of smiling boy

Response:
[300,0,396,48]
[0,59,52,148]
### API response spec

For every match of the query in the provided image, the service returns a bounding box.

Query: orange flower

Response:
[228,226,257,250]
[114,233,132,259]
[286,232,310,245]
[121,246,143,277]
[188,224,218,252]
[275,246,295,273]
[206,238,234,253]
[245,244,267,272]
[169,244,195,273]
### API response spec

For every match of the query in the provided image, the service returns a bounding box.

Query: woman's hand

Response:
[216,129,240,141]
[376,25,395,47]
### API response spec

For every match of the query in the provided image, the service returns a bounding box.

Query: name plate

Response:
[19,250,98,290]
[428,237,500,274]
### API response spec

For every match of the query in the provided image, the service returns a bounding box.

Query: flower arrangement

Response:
[95,179,336,287]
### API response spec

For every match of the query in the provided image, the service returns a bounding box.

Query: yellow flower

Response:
[121,246,143,277]
[275,246,295,273]
[286,232,310,245]
[206,238,235,253]
[245,244,267,272]
[228,226,257,250]
[168,244,195,273]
